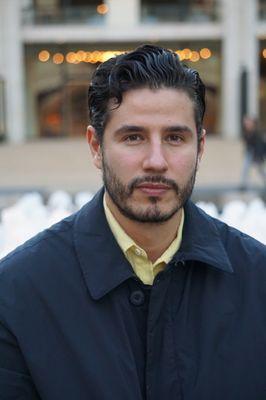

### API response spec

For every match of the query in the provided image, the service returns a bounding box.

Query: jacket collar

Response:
[73,189,135,300]
[73,188,233,300]
[176,200,234,274]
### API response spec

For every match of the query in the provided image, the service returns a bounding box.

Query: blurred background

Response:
[0,0,266,142]
[0,0,266,256]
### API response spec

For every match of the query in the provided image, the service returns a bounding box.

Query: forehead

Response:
[107,87,196,130]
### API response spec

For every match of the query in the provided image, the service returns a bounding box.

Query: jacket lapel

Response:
[176,201,234,274]
[73,188,135,300]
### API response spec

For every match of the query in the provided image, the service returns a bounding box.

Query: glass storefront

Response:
[22,0,107,25]
[37,80,89,138]
[141,0,220,23]
[184,42,221,134]
[25,45,96,138]
[25,41,221,139]
[259,0,266,19]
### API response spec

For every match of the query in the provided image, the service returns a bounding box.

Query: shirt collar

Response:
[73,188,233,300]
[103,193,184,266]
[103,194,136,254]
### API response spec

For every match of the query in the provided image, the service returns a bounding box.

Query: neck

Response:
[105,192,182,263]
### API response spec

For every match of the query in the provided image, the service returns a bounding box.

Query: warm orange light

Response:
[89,51,98,63]
[45,113,61,125]
[64,49,127,64]
[112,51,124,57]
[182,48,192,60]
[101,51,113,62]
[97,3,109,15]
[77,50,87,62]
[263,49,266,59]
[45,47,212,66]
[38,50,50,62]
[175,50,185,61]
[66,52,76,63]
[85,52,93,63]
[200,48,212,59]
[53,53,64,64]
[190,51,200,62]
[93,50,102,62]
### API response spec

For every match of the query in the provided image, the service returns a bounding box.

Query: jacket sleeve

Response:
[0,319,41,399]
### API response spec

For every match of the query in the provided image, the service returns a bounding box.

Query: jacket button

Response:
[130,290,145,306]
[175,260,185,267]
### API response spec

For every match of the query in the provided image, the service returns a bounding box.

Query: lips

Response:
[136,183,171,196]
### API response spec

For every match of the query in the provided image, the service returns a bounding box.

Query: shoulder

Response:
[207,209,266,269]
[0,190,105,287]
[188,201,265,270]
[210,211,265,249]
[0,211,77,284]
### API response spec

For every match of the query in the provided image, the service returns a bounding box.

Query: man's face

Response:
[88,87,205,223]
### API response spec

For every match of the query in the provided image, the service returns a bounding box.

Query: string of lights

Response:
[38,47,214,65]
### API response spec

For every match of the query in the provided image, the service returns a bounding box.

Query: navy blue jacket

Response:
[0,189,266,400]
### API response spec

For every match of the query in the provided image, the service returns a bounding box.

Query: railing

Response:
[22,5,106,25]
[141,1,220,23]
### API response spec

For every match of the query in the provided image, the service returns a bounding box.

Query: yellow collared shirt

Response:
[103,195,184,285]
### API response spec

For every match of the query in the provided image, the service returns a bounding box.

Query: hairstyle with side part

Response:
[88,44,206,143]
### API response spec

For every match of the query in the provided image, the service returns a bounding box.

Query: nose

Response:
[142,141,168,173]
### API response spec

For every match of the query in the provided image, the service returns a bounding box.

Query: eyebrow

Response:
[164,125,194,136]
[114,125,145,136]
[113,124,194,136]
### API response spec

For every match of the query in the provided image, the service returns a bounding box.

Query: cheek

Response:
[106,148,141,170]
[170,151,198,174]
[104,151,141,183]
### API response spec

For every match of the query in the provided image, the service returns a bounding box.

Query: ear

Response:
[196,128,206,169]
[86,125,102,170]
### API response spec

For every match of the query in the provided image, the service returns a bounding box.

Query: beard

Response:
[102,157,197,224]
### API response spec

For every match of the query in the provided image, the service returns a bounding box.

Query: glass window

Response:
[141,0,220,23]
[26,42,221,138]
[26,44,100,138]
[259,0,266,19]
[22,0,106,24]
[37,82,88,138]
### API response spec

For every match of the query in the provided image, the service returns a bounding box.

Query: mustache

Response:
[128,176,179,194]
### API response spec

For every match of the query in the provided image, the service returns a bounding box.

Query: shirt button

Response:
[134,248,142,256]
[130,290,145,306]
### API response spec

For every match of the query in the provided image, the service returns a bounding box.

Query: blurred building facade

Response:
[0,0,266,143]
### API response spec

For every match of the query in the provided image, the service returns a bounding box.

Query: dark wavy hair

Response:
[88,44,206,143]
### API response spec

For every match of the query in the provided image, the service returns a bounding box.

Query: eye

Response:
[124,134,143,143]
[165,134,183,144]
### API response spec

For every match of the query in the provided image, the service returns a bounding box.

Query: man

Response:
[0,45,266,400]
[240,115,266,188]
